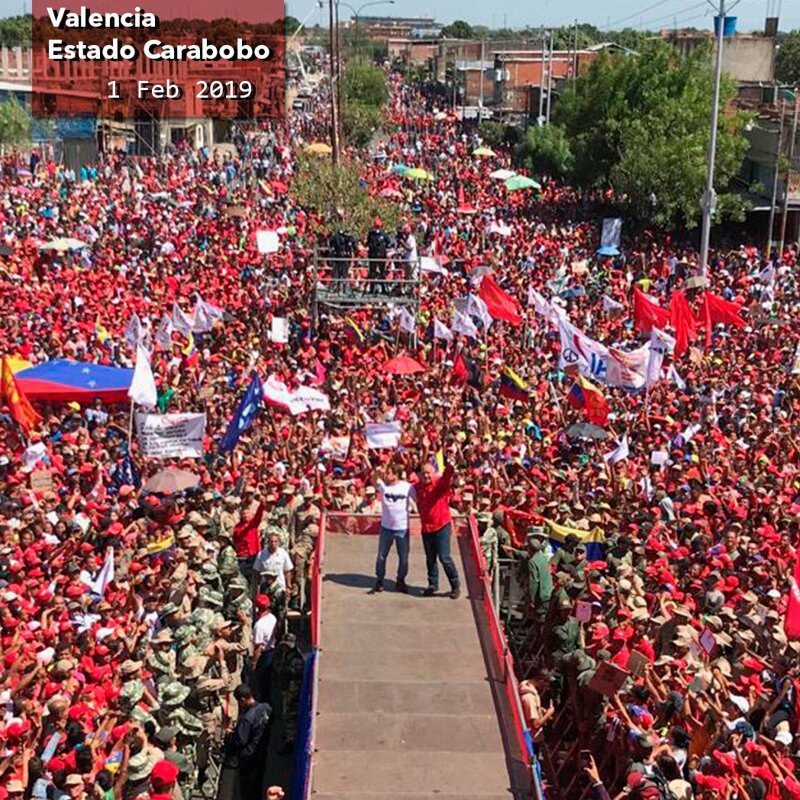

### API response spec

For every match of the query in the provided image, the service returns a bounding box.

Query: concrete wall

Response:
[666,33,775,84]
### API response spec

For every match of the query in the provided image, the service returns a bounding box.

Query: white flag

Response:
[128,345,158,408]
[558,318,608,381]
[603,435,630,464]
[397,308,416,334]
[602,295,625,314]
[82,547,114,597]
[192,297,224,332]
[606,344,649,390]
[124,313,143,351]
[155,313,173,350]
[365,421,402,450]
[432,318,453,342]
[171,302,194,337]
[647,328,676,387]
[454,294,492,332]
[667,363,686,390]
[452,310,479,340]
[793,341,800,376]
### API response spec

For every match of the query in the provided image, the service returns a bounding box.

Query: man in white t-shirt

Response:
[253,532,294,591]
[374,462,416,593]
[252,593,278,702]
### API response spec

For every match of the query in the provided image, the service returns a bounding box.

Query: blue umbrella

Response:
[390,164,409,175]
[597,245,620,256]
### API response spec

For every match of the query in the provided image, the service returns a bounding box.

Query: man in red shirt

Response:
[413,460,460,598]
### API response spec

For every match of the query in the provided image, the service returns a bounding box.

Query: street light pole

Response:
[779,96,799,257]
[328,0,340,164]
[766,99,786,259]
[698,0,740,275]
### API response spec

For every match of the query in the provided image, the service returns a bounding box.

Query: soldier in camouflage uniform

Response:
[174,624,201,670]
[225,575,253,620]
[158,680,204,770]
[259,567,287,623]
[147,629,177,689]
[288,497,320,611]
[272,633,305,752]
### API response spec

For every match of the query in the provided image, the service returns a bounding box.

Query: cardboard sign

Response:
[574,600,593,623]
[271,317,289,344]
[626,649,650,677]
[587,660,630,696]
[198,385,215,401]
[29,470,54,493]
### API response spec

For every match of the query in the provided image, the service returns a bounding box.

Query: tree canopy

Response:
[776,30,800,86]
[553,40,751,228]
[516,124,573,179]
[441,20,475,39]
[341,63,387,148]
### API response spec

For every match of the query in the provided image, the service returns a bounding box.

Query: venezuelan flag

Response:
[431,448,445,474]
[95,321,111,345]
[546,519,606,561]
[344,316,366,350]
[499,366,529,401]
[567,376,610,426]
[1,356,41,434]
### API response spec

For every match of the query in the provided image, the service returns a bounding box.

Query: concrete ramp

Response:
[312,532,527,800]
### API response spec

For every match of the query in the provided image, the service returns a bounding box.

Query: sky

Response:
[286,0,800,33]
[4,0,798,31]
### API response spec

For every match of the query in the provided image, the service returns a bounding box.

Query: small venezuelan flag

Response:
[344,316,366,349]
[499,366,529,401]
[431,448,445,474]
[567,376,610,426]
[95,321,111,345]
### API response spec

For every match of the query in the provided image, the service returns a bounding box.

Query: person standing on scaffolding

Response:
[366,216,390,294]
[328,208,357,293]
[400,222,418,297]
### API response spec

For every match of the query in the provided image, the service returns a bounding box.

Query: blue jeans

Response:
[375,526,409,583]
[422,523,460,590]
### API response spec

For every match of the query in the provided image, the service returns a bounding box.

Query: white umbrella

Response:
[489,169,517,181]
[40,237,88,252]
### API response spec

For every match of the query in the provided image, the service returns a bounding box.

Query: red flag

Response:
[313,358,327,387]
[451,352,468,386]
[703,292,745,329]
[479,274,523,326]
[785,549,800,640]
[1,357,40,435]
[669,291,697,358]
[632,287,669,333]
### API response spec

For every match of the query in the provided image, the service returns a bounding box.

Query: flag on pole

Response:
[603,435,630,464]
[192,297,224,332]
[155,313,173,350]
[454,294,492,333]
[499,366,529,401]
[647,328,676,387]
[397,308,416,334]
[432,318,453,342]
[128,345,157,409]
[124,313,143,352]
[478,274,523,326]
[171,302,194,337]
[83,547,115,597]
[344,316,366,349]
[567,376,610,425]
[602,295,625,315]
[219,373,263,452]
[632,287,670,333]
[0,356,41,434]
[452,310,479,340]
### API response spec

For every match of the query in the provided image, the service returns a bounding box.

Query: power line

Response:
[607,0,677,28]
[633,1,708,29]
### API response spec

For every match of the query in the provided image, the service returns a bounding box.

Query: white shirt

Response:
[254,612,277,651]
[377,480,416,532]
[253,546,294,589]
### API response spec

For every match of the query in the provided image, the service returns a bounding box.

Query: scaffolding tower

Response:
[311,245,422,324]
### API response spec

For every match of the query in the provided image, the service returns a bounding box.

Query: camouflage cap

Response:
[173,624,197,643]
[119,679,145,706]
[159,681,191,706]
[160,602,181,617]
[126,748,156,782]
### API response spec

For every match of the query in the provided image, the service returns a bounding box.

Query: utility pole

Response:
[779,96,799,257]
[478,38,484,124]
[698,0,740,275]
[545,28,554,123]
[334,0,342,145]
[572,18,578,81]
[766,99,786,259]
[328,0,340,164]
[538,29,546,124]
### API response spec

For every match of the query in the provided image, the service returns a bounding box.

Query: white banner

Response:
[558,318,608,381]
[606,344,649,390]
[256,230,280,254]
[365,421,402,450]
[263,375,330,416]
[135,412,206,458]
[271,317,289,344]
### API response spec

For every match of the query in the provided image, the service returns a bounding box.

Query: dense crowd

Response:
[1,64,800,800]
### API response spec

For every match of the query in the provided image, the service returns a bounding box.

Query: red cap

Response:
[255,594,271,611]
[150,760,180,789]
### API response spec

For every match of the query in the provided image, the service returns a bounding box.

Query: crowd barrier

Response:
[295,512,544,800]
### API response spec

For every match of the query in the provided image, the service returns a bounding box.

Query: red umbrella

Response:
[381,355,426,375]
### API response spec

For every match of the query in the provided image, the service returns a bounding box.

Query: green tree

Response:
[292,156,400,238]
[341,100,382,147]
[342,62,387,108]
[283,15,301,36]
[516,124,573,178]
[776,30,800,85]
[0,96,31,151]
[441,19,475,39]
[554,41,751,228]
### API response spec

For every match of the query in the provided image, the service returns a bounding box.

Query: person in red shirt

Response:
[412,460,460,599]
